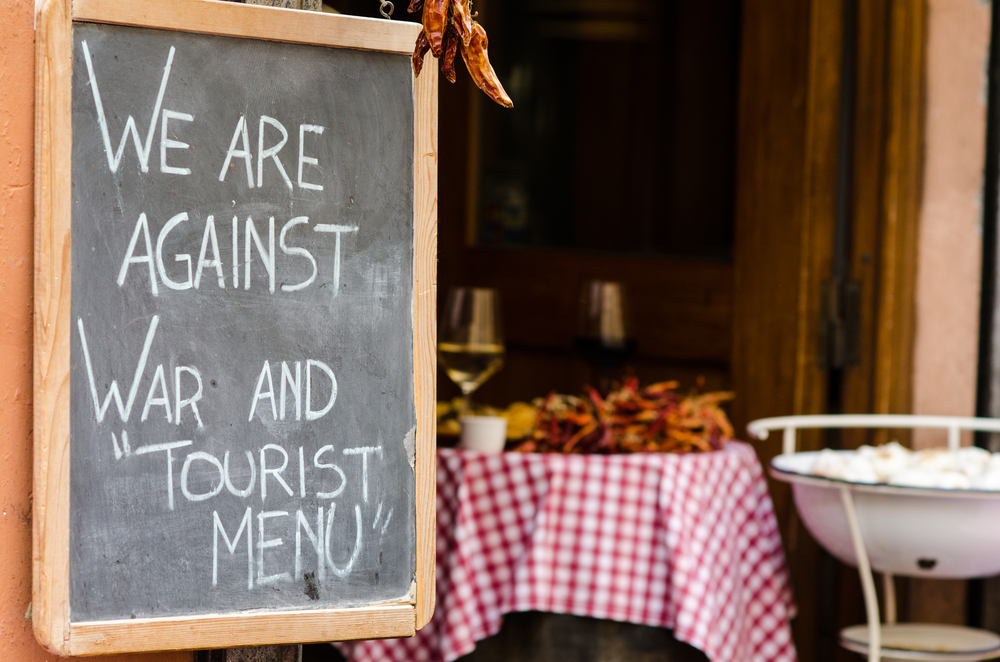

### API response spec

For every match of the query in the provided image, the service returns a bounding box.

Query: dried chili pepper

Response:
[460,22,512,107]
[451,0,474,47]
[421,0,449,57]
[440,25,460,84]
[412,29,431,77]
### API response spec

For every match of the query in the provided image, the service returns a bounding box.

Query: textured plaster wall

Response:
[908,0,992,626]
[0,0,42,656]
[912,0,991,449]
[0,0,188,659]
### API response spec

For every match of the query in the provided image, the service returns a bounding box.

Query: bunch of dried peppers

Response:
[410,0,512,107]
[509,378,734,455]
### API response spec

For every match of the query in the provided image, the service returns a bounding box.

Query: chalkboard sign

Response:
[34,0,437,654]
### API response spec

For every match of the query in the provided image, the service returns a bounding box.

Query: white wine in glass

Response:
[439,288,504,414]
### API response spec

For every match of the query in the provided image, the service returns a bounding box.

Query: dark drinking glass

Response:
[575,280,636,391]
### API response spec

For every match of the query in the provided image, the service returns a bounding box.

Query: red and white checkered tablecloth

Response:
[343,441,796,662]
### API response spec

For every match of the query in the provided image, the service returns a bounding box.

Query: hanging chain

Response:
[378,0,394,18]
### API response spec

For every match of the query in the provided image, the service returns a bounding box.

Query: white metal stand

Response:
[749,415,1000,662]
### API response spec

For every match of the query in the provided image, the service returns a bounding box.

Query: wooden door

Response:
[733,0,925,659]
[437,1,926,660]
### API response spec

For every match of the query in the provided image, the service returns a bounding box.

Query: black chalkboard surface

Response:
[34,0,436,654]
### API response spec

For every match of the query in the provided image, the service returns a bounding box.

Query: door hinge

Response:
[818,278,861,369]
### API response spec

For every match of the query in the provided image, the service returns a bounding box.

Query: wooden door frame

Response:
[436,0,927,655]
[732,0,925,659]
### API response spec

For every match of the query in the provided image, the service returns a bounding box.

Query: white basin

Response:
[771,451,1000,579]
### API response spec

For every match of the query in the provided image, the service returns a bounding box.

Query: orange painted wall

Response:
[1,0,189,659]
[906,0,992,627]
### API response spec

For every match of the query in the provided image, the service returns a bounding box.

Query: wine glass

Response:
[574,280,636,392]
[438,288,505,415]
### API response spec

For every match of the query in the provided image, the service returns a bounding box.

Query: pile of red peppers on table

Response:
[509,378,735,455]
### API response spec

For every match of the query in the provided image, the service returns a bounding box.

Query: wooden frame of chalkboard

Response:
[34,0,437,654]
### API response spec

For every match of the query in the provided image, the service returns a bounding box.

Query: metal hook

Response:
[379,0,394,18]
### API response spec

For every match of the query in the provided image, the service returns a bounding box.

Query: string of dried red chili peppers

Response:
[410,0,513,107]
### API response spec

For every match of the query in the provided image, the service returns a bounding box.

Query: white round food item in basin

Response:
[771,451,1000,579]
[955,446,991,478]
[868,442,911,482]
[804,443,1000,490]
[974,471,1000,491]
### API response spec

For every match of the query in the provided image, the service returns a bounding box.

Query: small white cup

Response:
[459,416,508,453]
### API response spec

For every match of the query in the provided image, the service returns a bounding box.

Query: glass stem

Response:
[461,388,475,417]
